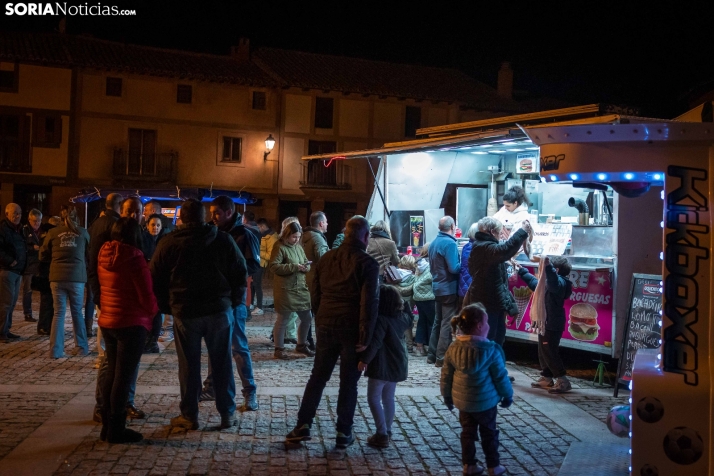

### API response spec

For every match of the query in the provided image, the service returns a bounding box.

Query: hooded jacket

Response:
[361,310,411,382]
[150,223,247,319]
[441,336,513,413]
[269,239,311,313]
[458,241,474,297]
[493,202,530,229]
[518,264,573,333]
[302,226,329,292]
[97,241,158,330]
[39,225,90,283]
[467,229,528,316]
[413,258,435,301]
[0,218,26,274]
[366,230,399,275]
[312,236,380,347]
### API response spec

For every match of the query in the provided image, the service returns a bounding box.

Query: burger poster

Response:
[516,152,538,174]
[507,266,614,348]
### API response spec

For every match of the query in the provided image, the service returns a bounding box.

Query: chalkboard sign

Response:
[614,274,662,397]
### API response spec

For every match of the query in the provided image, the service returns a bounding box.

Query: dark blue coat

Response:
[458,241,473,297]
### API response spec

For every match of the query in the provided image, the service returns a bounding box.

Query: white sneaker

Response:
[249,304,255,311]
[487,465,506,476]
[159,328,174,342]
[548,376,572,394]
[463,463,484,475]
[253,308,264,315]
[531,376,554,389]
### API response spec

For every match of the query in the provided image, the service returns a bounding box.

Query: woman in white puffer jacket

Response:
[493,185,531,231]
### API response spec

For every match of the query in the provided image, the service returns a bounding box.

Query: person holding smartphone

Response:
[269,221,314,359]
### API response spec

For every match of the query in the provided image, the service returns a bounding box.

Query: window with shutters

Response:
[0,63,18,93]
[252,91,266,110]
[404,106,421,138]
[222,136,242,163]
[106,77,122,97]
[177,84,192,104]
[33,114,62,148]
[128,128,157,175]
[314,97,334,129]
[0,113,31,172]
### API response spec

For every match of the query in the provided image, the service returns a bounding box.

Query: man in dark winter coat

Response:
[151,199,245,429]
[302,211,329,294]
[21,208,42,322]
[286,216,379,449]
[467,216,530,346]
[88,193,123,304]
[0,203,26,342]
[200,195,258,411]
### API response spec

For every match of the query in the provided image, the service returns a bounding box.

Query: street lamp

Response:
[264,134,275,161]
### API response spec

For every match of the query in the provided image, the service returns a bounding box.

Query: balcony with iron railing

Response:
[299,160,352,190]
[112,149,178,183]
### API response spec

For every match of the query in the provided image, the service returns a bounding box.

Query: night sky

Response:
[3,0,712,118]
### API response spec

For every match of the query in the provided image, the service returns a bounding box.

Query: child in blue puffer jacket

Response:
[441,303,513,476]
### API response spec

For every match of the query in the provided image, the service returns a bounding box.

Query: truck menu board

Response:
[506,264,614,353]
[614,274,662,396]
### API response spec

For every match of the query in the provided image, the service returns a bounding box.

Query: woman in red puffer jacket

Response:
[97,217,158,444]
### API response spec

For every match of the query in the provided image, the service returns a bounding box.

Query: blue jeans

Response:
[414,300,436,345]
[174,309,236,418]
[297,326,362,435]
[487,310,506,347]
[204,304,256,396]
[367,378,397,435]
[49,281,88,358]
[0,269,22,336]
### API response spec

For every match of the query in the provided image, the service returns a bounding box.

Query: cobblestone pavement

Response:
[0,287,628,476]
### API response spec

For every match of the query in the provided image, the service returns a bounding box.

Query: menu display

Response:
[530,223,572,256]
[614,274,662,396]
[506,265,614,350]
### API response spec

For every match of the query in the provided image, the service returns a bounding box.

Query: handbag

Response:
[384,265,403,285]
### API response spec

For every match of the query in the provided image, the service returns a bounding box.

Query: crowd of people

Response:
[0,185,574,476]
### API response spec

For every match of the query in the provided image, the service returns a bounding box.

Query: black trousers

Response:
[37,289,54,333]
[99,326,147,417]
[148,312,162,344]
[251,267,264,309]
[538,330,566,378]
[460,406,500,468]
[297,326,362,434]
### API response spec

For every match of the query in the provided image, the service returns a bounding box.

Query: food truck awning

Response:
[69,187,256,204]
[300,105,673,162]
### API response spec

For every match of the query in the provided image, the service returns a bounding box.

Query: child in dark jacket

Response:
[358,284,411,448]
[517,256,573,394]
[441,303,512,476]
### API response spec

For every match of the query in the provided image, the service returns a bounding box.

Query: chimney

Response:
[230,38,250,63]
[497,61,513,99]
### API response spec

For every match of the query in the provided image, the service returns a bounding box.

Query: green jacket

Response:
[413,259,435,301]
[39,225,90,283]
[269,240,311,313]
[441,337,513,413]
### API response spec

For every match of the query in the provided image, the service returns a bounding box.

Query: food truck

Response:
[304,106,714,474]
[303,105,661,356]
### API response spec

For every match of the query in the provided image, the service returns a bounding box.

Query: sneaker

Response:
[366,433,389,448]
[253,308,264,316]
[24,314,37,322]
[286,424,311,443]
[548,377,572,394]
[285,338,298,345]
[531,376,554,389]
[6,332,21,340]
[435,359,444,368]
[220,412,237,429]
[199,387,216,402]
[335,431,355,449]
[487,465,506,476]
[143,341,160,354]
[463,463,485,475]
[274,348,289,360]
[159,328,174,342]
[241,392,259,412]
[37,329,50,336]
[295,344,315,357]
[126,404,146,419]
[249,304,255,311]
[426,355,436,365]
[170,414,199,430]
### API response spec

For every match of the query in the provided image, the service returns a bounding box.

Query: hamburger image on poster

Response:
[568,303,599,341]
